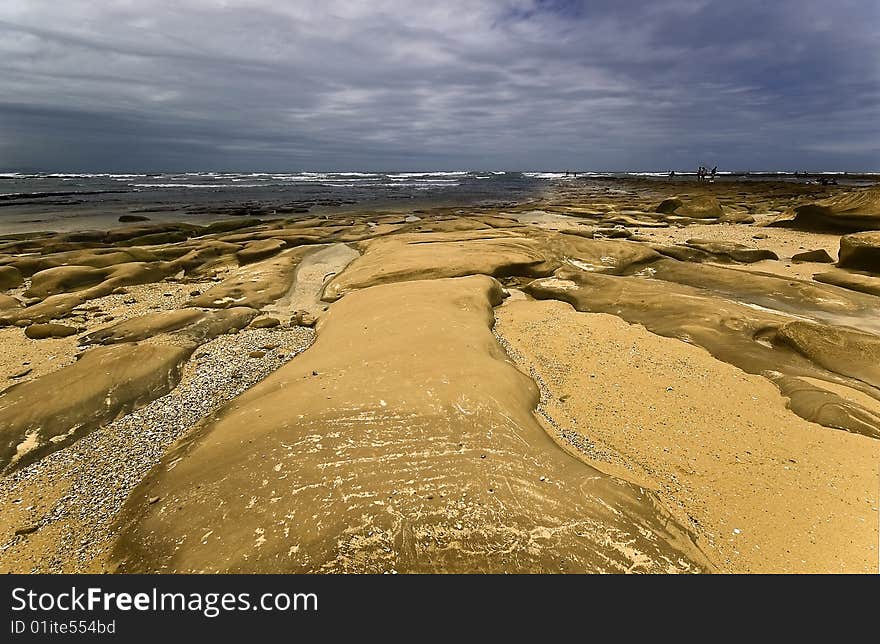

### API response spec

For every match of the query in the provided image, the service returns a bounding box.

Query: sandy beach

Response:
[1,177,878,573]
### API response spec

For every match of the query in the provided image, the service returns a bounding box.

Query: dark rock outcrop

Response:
[792,249,834,263]
[838,232,880,273]
[769,187,880,232]
[0,265,23,291]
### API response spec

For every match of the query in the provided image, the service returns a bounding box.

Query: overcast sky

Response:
[1,0,878,172]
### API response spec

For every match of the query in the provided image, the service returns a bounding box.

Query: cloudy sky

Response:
[1,0,878,171]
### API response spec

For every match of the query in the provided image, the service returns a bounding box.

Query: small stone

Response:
[248,350,266,359]
[9,368,32,379]
[291,310,318,327]
[15,524,40,536]
[250,317,280,329]
[113,287,129,295]
[791,249,834,263]
[189,290,202,297]
[539,476,546,482]
[148,496,161,505]
[25,323,80,339]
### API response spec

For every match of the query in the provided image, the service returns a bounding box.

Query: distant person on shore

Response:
[668,170,676,179]
[710,166,717,182]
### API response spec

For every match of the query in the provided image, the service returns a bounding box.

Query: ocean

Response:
[1,170,877,234]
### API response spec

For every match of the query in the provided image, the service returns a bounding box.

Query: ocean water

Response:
[0,171,539,234]
[1,170,876,234]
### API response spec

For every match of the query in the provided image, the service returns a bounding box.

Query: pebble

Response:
[26,323,82,339]
[250,317,280,329]
[14,525,40,536]
[291,310,318,327]
[0,325,314,572]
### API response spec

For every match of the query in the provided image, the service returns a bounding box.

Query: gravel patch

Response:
[0,325,314,572]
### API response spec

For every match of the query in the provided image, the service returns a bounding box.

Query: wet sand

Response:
[1,178,878,573]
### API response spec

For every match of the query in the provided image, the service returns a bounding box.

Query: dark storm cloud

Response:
[0,0,877,171]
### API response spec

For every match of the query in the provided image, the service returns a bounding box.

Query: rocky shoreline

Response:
[1,177,878,573]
